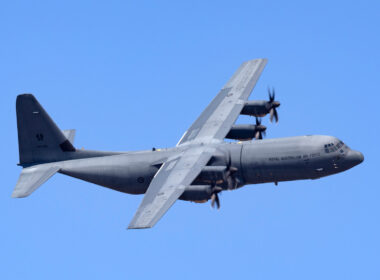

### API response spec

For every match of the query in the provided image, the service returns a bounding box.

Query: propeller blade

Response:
[268,88,273,102]
[255,130,260,139]
[225,151,240,190]
[234,177,240,188]
[211,193,216,208]
[226,176,235,189]
[256,117,261,126]
[270,108,274,122]
[226,152,237,175]
[273,108,279,123]
[211,193,220,209]
[215,193,220,209]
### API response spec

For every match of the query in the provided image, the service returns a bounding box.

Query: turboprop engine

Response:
[179,185,223,209]
[226,118,266,140]
[240,88,280,122]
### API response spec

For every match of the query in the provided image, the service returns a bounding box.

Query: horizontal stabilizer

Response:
[62,129,76,145]
[12,164,60,198]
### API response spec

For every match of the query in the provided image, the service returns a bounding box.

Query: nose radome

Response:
[348,150,364,166]
[357,151,364,164]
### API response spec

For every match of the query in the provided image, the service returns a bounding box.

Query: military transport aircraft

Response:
[12,59,364,229]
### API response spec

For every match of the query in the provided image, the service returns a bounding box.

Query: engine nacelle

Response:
[226,124,266,141]
[179,185,213,202]
[195,166,227,184]
[240,100,269,117]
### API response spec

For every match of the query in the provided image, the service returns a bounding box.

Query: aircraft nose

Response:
[357,151,364,164]
[347,150,364,166]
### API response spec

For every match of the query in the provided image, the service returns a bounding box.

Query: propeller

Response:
[268,88,280,123]
[210,153,241,209]
[210,185,222,209]
[225,152,240,189]
[254,117,266,140]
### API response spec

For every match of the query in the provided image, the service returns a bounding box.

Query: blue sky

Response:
[1,1,379,279]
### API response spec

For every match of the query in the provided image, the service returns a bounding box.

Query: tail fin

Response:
[16,94,75,166]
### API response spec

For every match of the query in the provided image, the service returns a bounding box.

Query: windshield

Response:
[324,140,347,154]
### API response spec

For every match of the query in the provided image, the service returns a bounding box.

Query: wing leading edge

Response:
[178,59,267,145]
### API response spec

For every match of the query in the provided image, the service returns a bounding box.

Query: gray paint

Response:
[241,100,271,116]
[178,59,267,145]
[12,59,364,229]
[56,136,362,194]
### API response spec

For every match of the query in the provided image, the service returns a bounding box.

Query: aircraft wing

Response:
[128,146,215,229]
[129,59,267,229]
[178,58,267,145]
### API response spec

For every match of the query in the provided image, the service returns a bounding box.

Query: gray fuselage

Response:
[57,135,363,201]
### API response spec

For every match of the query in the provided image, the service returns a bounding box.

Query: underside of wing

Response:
[178,59,267,145]
[128,146,215,229]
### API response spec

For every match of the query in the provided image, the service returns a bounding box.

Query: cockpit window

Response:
[324,140,347,153]
[336,141,344,149]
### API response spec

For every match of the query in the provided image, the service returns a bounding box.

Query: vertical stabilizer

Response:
[16,94,75,165]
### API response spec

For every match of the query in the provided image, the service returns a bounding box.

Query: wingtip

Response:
[127,219,154,230]
[11,192,27,198]
[246,58,268,63]
[127,225,153,230]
